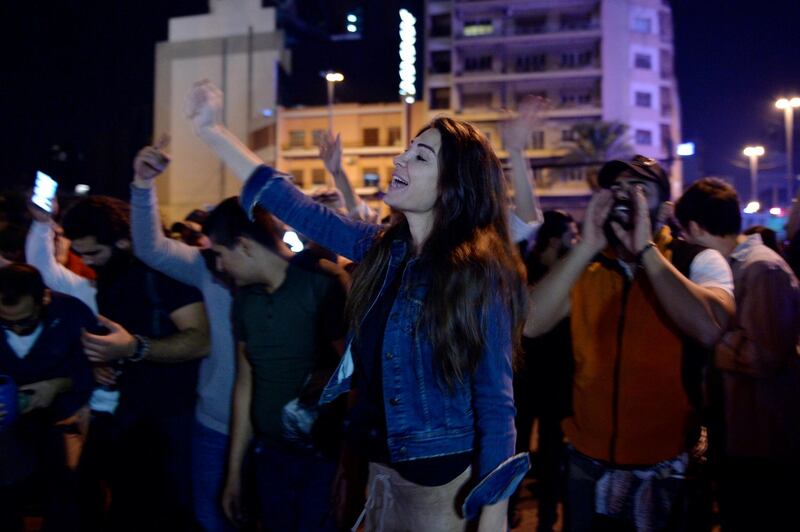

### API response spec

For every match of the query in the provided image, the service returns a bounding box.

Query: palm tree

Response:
[563,121,633,189]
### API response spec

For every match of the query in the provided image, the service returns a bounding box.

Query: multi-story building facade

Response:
[275,102,427,213]
[424,0,683,208]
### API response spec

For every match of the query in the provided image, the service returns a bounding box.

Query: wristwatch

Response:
[130,334,151,362]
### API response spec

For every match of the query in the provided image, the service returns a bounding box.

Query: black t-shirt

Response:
[95,256,203,416]
[347,261,470,486]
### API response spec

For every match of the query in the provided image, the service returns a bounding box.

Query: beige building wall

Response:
[276,102,426,214]
[153,0,286,223]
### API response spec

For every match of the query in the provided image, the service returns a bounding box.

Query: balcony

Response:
[454,60,602,84]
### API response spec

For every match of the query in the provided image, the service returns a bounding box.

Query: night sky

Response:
[1,0,798,200]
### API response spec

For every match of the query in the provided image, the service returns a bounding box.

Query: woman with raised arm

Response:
[187,81,529,531]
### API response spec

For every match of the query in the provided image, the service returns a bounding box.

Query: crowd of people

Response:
[0,85,798,532]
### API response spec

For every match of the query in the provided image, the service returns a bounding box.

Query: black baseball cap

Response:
[598,155,670,200]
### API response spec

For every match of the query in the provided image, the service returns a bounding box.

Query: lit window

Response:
[632,17,652,34]
[464,20,493,37]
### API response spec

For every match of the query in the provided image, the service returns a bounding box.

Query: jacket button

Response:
[385,352,394,360]
[389,397,400,406]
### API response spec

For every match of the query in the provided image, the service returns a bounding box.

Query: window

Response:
[288,130,305,148]
[634,53,652,69]
[516,91,548,106]
[388,126,402,146]
[464,55,492,72]
[311,129,325,147]
[661,124,673,154]
[515,15,547,35]
[632,17,652,34]
[661,87,672,115]
[363,128,379,146]
[659,12,673,40]
[430,13,451,37]
[363,168,380,187]
[430,87,450,110]
[463,19,493,37]
[561,90,593,107]
[635,129,653,145]
[312,168,327,185]
[560,13,592,31]
[515,53,547,73]
[430,50,451,74]
[561,50,592,68]
[289,169,304,184]
[462,92,493,109]
[660,49,673,78]
[529,131,545,150]
[562,129,575,142]
[635,91,652,108]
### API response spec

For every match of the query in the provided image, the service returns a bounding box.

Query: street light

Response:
[324,71,344,132]
[775,97,800,200]
[743,145,765,212]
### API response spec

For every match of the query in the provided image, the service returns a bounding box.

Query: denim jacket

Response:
[241,166,529,518]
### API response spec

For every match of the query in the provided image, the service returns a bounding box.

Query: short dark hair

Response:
[0,263,46,306]
[202,197,284,251]
[744,225,779,253]
[533,210,575,254]
[675,178,741,237]
[61,196,131,245]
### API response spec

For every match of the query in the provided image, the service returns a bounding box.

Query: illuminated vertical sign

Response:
[399,9,417,104]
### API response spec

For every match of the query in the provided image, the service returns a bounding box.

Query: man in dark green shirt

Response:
[202,198,347,531]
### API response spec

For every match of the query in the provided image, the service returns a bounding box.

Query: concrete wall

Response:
[153,0,284,223]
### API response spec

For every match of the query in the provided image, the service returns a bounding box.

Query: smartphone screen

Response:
[32,171,58,213]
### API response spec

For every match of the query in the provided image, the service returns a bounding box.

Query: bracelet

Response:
[635,241,657,266]
[130,334,150,362]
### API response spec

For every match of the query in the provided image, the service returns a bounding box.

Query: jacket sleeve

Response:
[25,221,98,314]
[463,295,530,519]
[240,165,381,262]
[130,185,205,289]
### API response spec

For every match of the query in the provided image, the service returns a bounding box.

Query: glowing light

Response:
[282,231,304,252]
[776,97,800,109]
[769,207,784,216]
[398,9,417,99]
[742,146,765,157]
[74,184,90,195]
[676,142,695,156]
[261,108,273,117]
[347,14,357,23]
[347,24,357,33]
[743,201,761,214]
[325,72,344,83]
[405,96,415,104]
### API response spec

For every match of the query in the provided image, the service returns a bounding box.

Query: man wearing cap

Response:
[524,156,735,530]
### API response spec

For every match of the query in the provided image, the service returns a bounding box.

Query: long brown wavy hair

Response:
[346,117,528,386]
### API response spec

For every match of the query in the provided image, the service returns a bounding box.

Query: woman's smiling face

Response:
[385,128,442,216]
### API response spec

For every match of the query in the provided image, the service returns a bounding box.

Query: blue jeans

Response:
[254,440,337,531]
[192,421,235,532]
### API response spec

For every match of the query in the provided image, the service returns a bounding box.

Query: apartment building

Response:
[424,0,683,206]
[275,102,427,211]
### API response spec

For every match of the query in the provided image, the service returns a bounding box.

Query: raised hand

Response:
[184,80,224,136]
[319,131,343,175]
[19,380,61,413]
[582,189,615,254]
[133,134,171,186]
[503,95,551,152]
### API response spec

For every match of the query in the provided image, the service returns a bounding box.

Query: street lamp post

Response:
[743,145,765,213]
[775,97,800,201]
[324,71,344,132]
